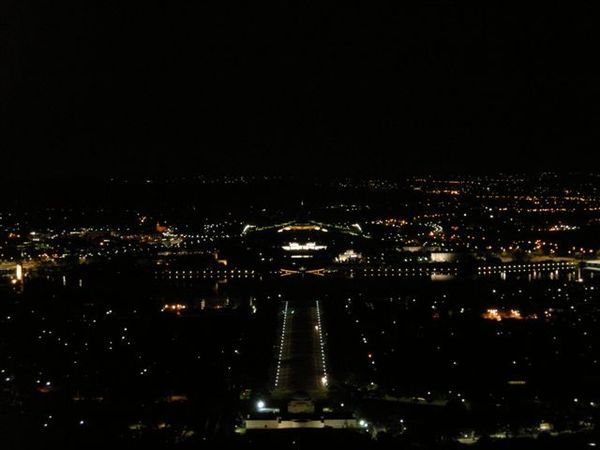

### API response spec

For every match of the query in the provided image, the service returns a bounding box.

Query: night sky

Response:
[2,3,598,179]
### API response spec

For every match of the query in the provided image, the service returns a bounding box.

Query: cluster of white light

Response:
[15,264,23,281]
[274,301,289,388]
[278,225,324,232]
[282,242,327,251]
[477,261,575,275]
[357,267,458,277]
[335,249,362,263]
[315,300,328,387]
[161,268,257,280]
[241,224,260,236]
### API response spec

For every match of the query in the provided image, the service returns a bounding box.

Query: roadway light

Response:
[257,400,265,410]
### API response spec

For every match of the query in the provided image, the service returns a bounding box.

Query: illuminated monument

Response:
[239,220,369,273]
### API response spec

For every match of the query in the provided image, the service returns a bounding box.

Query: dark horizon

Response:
[2,169,600,185]
[2,3,599,179]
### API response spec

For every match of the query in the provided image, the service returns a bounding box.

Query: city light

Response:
[2,174,600,444]
[281,242,327,251]
[15,264,23,282]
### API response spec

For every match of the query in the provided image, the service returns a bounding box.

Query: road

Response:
[272,300,328,400]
